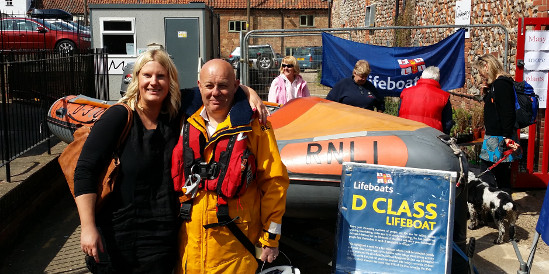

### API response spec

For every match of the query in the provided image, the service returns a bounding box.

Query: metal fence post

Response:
[1,52,11,182]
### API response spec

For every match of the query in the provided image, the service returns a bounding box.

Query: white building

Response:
[2,0,32,16]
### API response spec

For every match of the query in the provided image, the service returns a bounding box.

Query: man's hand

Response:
[260,245,279,263]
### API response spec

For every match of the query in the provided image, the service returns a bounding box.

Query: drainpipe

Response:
[247,0,250,31]
[84,0,88,25]
[395,0,400,24]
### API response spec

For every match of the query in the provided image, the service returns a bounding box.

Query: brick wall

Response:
[217,9,330,58]
[331,0,544,100]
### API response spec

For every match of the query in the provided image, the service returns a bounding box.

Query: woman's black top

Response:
[483,76,516,138]
[73,101,183,268]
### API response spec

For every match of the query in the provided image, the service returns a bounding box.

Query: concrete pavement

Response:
[1,137,549,273]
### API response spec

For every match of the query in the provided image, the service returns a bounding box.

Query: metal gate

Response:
[515,18,549,188]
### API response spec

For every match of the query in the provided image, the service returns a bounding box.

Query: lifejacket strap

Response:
[205,203,256,257]
[179,200,193,221]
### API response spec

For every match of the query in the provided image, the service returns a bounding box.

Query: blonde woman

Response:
[74,51,266,272]
[268,56,310,104]
[473,54,520,193]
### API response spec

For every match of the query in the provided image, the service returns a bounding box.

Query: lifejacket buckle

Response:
[184,173,201,198]
[208,162,220,179]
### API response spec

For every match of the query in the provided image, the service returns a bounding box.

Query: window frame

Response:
[365,4,376,27]
[228,20,247,32]
[99,17,136,57]
[299,15,314,27]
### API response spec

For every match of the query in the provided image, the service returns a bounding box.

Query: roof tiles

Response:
[40,0,330,13]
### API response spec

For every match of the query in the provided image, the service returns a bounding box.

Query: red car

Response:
[0,18,91,52]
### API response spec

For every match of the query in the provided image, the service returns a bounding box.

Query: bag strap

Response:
[113,103,133,152]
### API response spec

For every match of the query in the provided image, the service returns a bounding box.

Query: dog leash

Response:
[477,148,515,178]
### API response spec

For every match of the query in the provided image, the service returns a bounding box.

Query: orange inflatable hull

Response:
[48,96,466,218]
[47,95,114,143]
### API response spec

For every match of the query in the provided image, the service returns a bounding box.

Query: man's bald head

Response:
[198,59,240,122]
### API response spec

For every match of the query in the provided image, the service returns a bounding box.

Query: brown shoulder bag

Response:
[58,103,133,210]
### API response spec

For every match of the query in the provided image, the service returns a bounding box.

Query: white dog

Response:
[467,172,518,244]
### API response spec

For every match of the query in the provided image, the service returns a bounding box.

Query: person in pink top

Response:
[268,56,310,104]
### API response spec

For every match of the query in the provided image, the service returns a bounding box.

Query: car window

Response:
[1,20,15,30]
[295,48,311,55]
[51,21,73,31]
[249,48,262,58]
[15,20,39,31]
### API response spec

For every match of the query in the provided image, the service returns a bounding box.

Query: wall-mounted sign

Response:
[524,30,549,108]
[524,70,548,108]
[455,0,471,38]
[525,30,549,51]
[178,31,188,38]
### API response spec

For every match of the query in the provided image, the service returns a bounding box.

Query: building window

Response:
[300,15,314,27]
[228,20,247,32]
[100,17,135,56]
[365,5,376,27]
[6,0,13,6]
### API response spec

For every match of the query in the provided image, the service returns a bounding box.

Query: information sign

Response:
[334,163,456,274]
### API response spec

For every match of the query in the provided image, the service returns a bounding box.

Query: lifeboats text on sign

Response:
[334,163,456,274]
[524,30,549,108]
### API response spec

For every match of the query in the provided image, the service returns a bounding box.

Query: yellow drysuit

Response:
[175,106,289,273]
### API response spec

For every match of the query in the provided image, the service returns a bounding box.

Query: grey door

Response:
[165,18,200,89]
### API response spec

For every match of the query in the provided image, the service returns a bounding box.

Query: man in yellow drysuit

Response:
[172,59,289,273]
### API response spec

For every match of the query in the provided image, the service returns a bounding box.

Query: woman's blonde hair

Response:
[119,49,181,119]
[279,56,300,74]
[353,60,371,76]
[473,54,510,84]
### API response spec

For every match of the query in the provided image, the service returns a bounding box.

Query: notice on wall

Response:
[455,0,471,38]
[334,163,456,274]
[524,51,549,71]
[524,70,548,108]
[524,30,549,108]
[525,30,549,51]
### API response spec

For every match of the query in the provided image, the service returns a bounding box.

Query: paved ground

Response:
[1,138,549,273]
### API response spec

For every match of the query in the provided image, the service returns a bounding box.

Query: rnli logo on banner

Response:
[376,172,394,184]
[398,58,426,75]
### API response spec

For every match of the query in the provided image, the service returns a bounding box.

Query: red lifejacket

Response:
[171,122,256,203]
[399,78,450,132]
[172,122,259,256]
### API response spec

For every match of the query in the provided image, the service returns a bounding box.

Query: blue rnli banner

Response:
[334,163,456,274]
[321,29,465,97]
[535,183,549,245]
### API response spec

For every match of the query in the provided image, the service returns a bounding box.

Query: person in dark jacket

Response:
[473,54,521,193]
[326,59,385,112]
[398,66,454,134]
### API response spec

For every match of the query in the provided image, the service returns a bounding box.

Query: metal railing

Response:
[240,24,509,99]
[0,49,109,182]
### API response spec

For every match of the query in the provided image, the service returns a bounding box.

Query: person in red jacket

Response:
[398,66,454,134]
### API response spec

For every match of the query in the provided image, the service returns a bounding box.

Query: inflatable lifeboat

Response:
[47,95,116,143]
[47,95,466,218]
[270,97,466,217]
